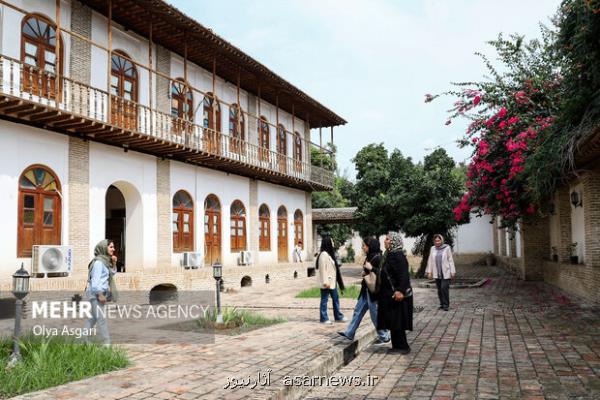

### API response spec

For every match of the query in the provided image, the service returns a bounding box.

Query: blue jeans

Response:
[320,288,344,322]
[344,289,389,341]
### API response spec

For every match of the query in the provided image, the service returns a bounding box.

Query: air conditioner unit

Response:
[181,252,203,269]
[238,251,252,266]
[32,245,73,275]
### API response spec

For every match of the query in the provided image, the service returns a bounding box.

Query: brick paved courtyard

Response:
[10,264,600,400]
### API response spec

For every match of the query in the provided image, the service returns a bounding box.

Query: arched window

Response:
[204,194,221,265]
[229,104,245,154]
[202,93,221,131]
[294,131,303,171]
[259,204,270,251]
[203,93,221,154]
[18,165,62,257]
[277,206,288,261]
[21,14,62,99]
[171,78,193,120]
[294,209,304,249]
[230,200,247,252]
[110,50,137,129]
[258,116,270,161]
[172,190,194,252]
[277,124,287,173]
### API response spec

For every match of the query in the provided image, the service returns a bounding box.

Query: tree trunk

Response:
[416,233,434,278]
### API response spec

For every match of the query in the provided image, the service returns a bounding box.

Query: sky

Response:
[168,0,561,179]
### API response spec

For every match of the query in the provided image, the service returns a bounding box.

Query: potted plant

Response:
[568,242,578,264]
[551,246,558,262]
[485,252,496,266]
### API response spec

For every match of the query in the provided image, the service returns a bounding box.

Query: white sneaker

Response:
[321,320,333,325]
[335,317,348,323]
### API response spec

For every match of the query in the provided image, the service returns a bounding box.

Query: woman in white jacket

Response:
[316,236,346,324]
[425,234,456,311]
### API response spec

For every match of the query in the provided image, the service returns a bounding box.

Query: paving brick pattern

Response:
[11,265,600,400]
[306,266,600,400]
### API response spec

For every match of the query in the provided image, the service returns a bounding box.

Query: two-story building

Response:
[0,0,345,282]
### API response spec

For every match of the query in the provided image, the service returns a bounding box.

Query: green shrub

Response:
[0,334,129,399]
[296,284,361,299]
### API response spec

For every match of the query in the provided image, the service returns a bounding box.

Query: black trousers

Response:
[390,328,409,349]
[436,278,450,308]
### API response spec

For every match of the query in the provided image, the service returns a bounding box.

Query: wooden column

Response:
[148,13,153,134]
[55,0,61,84]
[212,57,217,133]
[237,68,241,137]
[106,0,112,117]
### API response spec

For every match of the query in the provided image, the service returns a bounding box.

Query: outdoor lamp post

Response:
[212,261,223,324]
[11,263,30,364]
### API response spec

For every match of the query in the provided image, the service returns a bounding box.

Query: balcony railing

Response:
[0,55,334,190]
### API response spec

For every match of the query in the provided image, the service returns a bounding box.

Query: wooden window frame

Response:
[20,13,63,100]
[110,50,138,130]
[258,116,270,162]
[172,190,194,253]
[228,104,245,154]
[171,78,193,135]
[204,194,222,266]
[230,200,247,252]
[17,164,62,257]
[259,204,270,251]
[277,124,287,173]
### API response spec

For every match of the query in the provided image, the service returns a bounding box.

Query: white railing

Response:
[0,55,334,188]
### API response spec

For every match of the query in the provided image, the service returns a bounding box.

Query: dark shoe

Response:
[337,331,352,340]
[443,307,449,311]
[387,348,403,354]
[398,347,411,355]
[438,306,444,310]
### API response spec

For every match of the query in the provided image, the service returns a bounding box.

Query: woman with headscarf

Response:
[425,234,456,311]
[84,239,118,345]
[338,236,390,344]
[316,235,346,324]
[377,232,413,354]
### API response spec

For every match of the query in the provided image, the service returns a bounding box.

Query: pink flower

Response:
[497,108,508,119]
[507,116,519,125]
[473,95,481,106]
[445,120,452,126]
[424,94,434,103]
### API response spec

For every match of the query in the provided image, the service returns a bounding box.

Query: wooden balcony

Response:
[0,55,334,191]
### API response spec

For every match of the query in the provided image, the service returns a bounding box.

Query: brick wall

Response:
[519,215,550,281]
[249,179,259,258]
[68,137,90,273]
[156,45,170,114]
[509,228,517,258]
[156,159,171,267]
[543,261,600,303]
[69,2,91,84]
[582,166,600,266]
[557,186,572,263]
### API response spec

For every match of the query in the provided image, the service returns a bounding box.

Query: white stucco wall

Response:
[0,120,69,278]
[453,214,494,254]
[89,142,157,270]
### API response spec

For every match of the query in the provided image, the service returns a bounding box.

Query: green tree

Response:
[352,146,463,277]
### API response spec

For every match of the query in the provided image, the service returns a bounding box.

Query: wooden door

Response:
[110,52,138,130]
[173,209,194,252]
[259,118,270,162]
[277,217,288,262]
[21,15,61,101]
[105,217,125,267]
[203,95,221,155]
[277,126,287,173]
[204,210,221,265]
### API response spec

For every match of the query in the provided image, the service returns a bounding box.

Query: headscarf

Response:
[387,231,404,253]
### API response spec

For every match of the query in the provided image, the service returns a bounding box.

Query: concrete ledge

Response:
[269,325,378,400]
[418,278,488,289]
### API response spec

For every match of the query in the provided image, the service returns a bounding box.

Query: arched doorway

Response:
[277,206,288,262]
[105,182,143,272]
[204,194,221,266]
[294,209,304,249]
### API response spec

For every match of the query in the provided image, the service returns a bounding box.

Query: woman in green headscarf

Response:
[377,231,413,354]
[83,239,117,345]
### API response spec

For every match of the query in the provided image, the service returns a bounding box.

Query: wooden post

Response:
[55,0,61,86]
[148,12,153,131]
[237,68,241,137]
[183,34,188,82]
[107,0,112,118]
[319,125,323,168]
[212,57,217,133]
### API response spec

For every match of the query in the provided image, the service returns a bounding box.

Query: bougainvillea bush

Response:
[428,32,563,230]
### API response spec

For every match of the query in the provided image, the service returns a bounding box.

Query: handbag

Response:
[364,255,380,294]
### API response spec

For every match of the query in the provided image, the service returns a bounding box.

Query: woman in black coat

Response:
[377,231,413,354]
